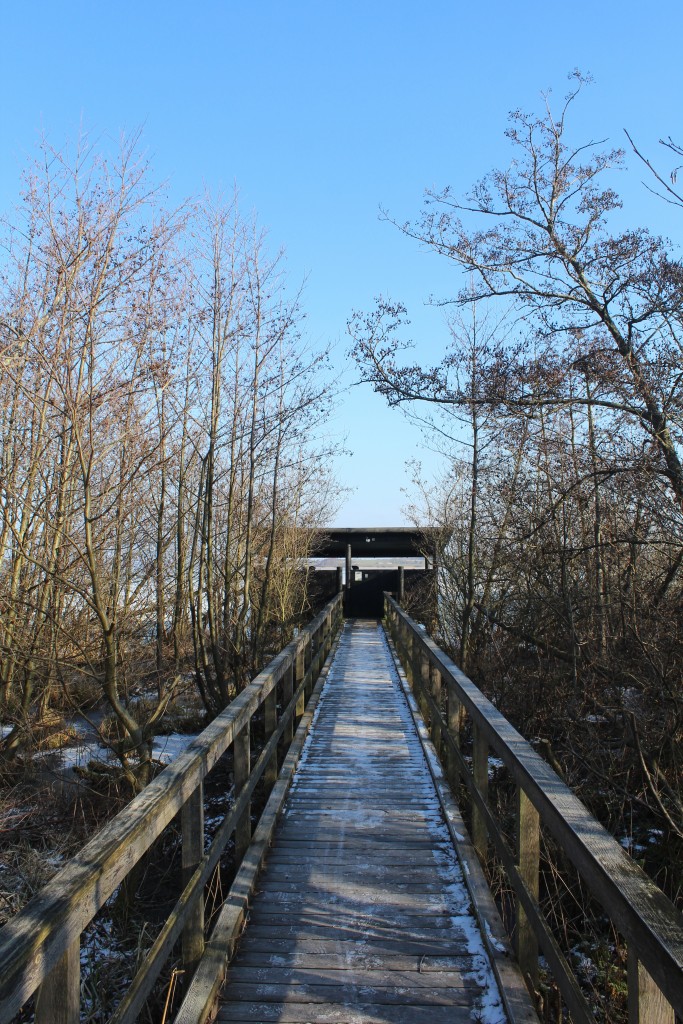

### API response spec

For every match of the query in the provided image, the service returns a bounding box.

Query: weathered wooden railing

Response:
[385,594,683,1024]
[0,593,343,1024]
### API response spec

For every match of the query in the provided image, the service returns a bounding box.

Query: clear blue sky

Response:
[1,1,682,525]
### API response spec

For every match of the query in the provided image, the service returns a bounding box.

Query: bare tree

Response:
[351,75,683,852]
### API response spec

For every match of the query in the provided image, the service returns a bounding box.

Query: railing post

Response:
[400,619,411,683]
[315,622,324,676]
[234,724,251,863]
[264,681,278,789]
[403,624,410,678]
[472,723,489,862]
[628,950,674,1024]
[446,681,462,791]
[35,940,80,1024]
[419,649,430,721]
[181,784,205,973]
[516,787,540,989]
[295,641,306,717]
[282,660,294,744]
[304,633,313,700]
[407,628,417,688]
[429,661,443,754]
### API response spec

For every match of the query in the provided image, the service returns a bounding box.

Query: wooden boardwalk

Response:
[217,620,508,1023]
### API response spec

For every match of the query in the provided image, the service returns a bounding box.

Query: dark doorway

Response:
[344,570,397,618]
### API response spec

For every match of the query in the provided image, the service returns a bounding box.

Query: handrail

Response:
[0,593,344,1024]
[384,594,683,1024]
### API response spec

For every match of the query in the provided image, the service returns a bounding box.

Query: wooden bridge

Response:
[1,594,682,1023]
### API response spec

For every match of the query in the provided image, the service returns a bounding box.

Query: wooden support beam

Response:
[472,722,489,863]
[181,785,205,975]
[516,787,540,990]
[628,950,674,1024]
[429,661,443,754]
[264,685,278,789]
[304,634,313,700]
[281,661,294,746]
[35,940,79,1024]
[295,644,305,718]
[419,650,430,722]
[446,680,462,791]
[234,726,251,864]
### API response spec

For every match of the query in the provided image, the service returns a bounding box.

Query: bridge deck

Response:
[217,620,507,1023]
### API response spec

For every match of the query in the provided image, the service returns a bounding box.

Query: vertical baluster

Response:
[627,951,674,1024]
[234,724,251,863]
[35,940,80,1024]
[446,680,462,792]
[403,620,410,677]
[399,618,408,678]
[314,623,323,678]
[295,642,306,717]
[304,633,312,700]
[419,650,430,721]
[324,608,332,658]
[472,723,488,862]
[516,787,540,989]
[264,681,278,790]
[181,784,205,973]
[406,628,415,687]
[282,660,294,745]
[430,662,443,754]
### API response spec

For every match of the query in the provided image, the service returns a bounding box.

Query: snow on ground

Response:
[30,730,200,775]
[152,732,199,764]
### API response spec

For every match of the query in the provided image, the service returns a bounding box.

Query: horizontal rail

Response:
[385,594,683,1024]
[0,593,343,1024]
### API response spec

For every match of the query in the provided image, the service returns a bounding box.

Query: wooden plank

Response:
[243,882,457,902]
[248,880,449,894]
[243,912,469,933]
[236,935,462,952]
[231,950,475,971]
[264,849,443,864]
[224,966,481,990]
[260,861,442,876]
[217,1000,477,1022]
[222,980,475,1004]
[237,931,470,951]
